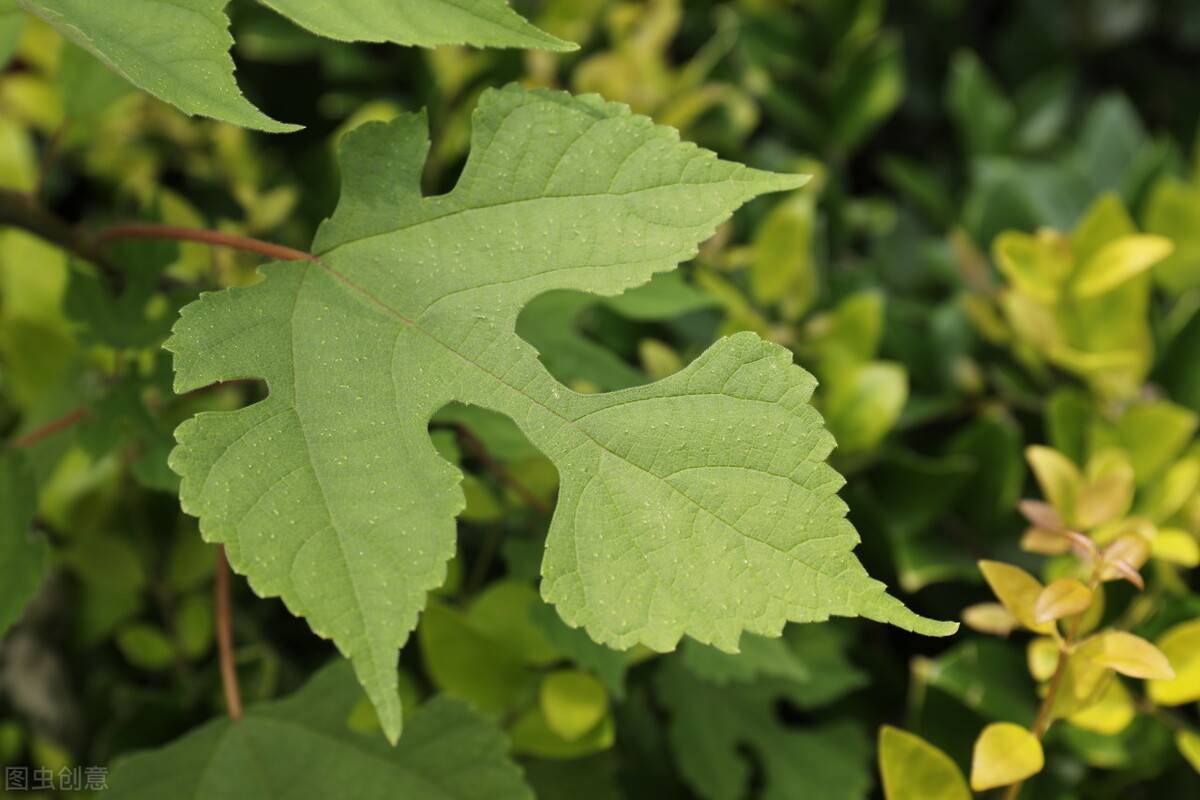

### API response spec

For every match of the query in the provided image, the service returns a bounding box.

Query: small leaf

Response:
[1150,528,1200,567]
[878,726,970,800]
[1025,446,1082,522]
[978,560,1053,633]
[1075,450,1134,528]
[509,705,614,760]
[823,361,908,455]
[1072,235,1174,297]
[1027,637,1059,682]
[1148,619,1200,706]
[1176,730,1200,774]
[993,231,1071,304]
[970,722,1044,791]
[1099,534,1150,587]
[962,602,1018,636]
[115,624,177,671]
[539,670,608,742]
[1034,578,1092,624]
[1093,631,1175,680]
[1067,678,1134,735]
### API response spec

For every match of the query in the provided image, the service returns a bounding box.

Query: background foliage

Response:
[1,0,1199,797]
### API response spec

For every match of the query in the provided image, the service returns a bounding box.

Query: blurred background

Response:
[1,0,1199,797]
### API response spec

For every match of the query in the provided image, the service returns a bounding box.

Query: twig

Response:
[35,119,70,203]
[97,224,315,263]
[455,424,551,515]
[214,545,243,721]
[7,407,89,449]
[0,189,122,290]
[1003,570,1100,800]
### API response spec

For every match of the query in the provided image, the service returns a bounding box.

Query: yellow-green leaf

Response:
[1027,637,1059,682]
[1148,619,1200,706]
[1176,730,1200,774]
[539,670,608,742]
[993,230,1072,304]
[970,722,1044,792]
[1151,528,1200,567]
[878,726,970,800]
[1034,577,1093,624]
[1067,678,1135,735]
[1072,235,1174,297]
[978,560,1054,633]
[962,602,1018,637]
[1076,449,1135,528]
[1025,446,1082,522]
[1093,631,1175,680]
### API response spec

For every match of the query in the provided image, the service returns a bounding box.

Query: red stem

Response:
[8,407,88,449]
[97,223,315,263]
[215,545,243,721]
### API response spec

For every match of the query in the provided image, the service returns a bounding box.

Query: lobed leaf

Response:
[105,661,533,799]
[167,86,955,743]
[18,0,299,132]
[18,0,571,132]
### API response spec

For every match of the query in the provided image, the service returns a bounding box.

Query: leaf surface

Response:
[657,657,870,800]
[167,85,955,742]
[0,451,48,634]
[18,0,299,132]
[106,661,532,799]
[259,0,575,51]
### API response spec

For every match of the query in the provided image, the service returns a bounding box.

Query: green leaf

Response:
[65,238,181,349]
[1144,177,1200,293]
[18,0,300,132]
[1071,235,1173,297]
[0,451,49,635]
[0,0,24,69]
[418,598,537,716]
[878,726,970,800]
[1148,618,1200,706]
[539,670,608,741]
[259,0,576,51]
[529,601,629,698]
[945,50,1015,155]
[681,623,868,707]
[167,86,954,743]
[116,623,177,671]
[657,657,871,800]
[105,661,534,800]
[970,722,1044,791]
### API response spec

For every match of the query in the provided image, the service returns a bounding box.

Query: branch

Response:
[0,189,122,290]
[215,545,243,721]
[7,407,89,449]
[455,424,552,515]
[97,223,315,263]
[1003,570,1100,800]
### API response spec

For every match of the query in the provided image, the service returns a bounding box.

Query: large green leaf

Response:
[657,657,871,800]
[18,0,299,132]
[17,0,571,132]
[259,0,575,51]
[0,451,49,634]
[106,661,533,799]
[167,85,955,743]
